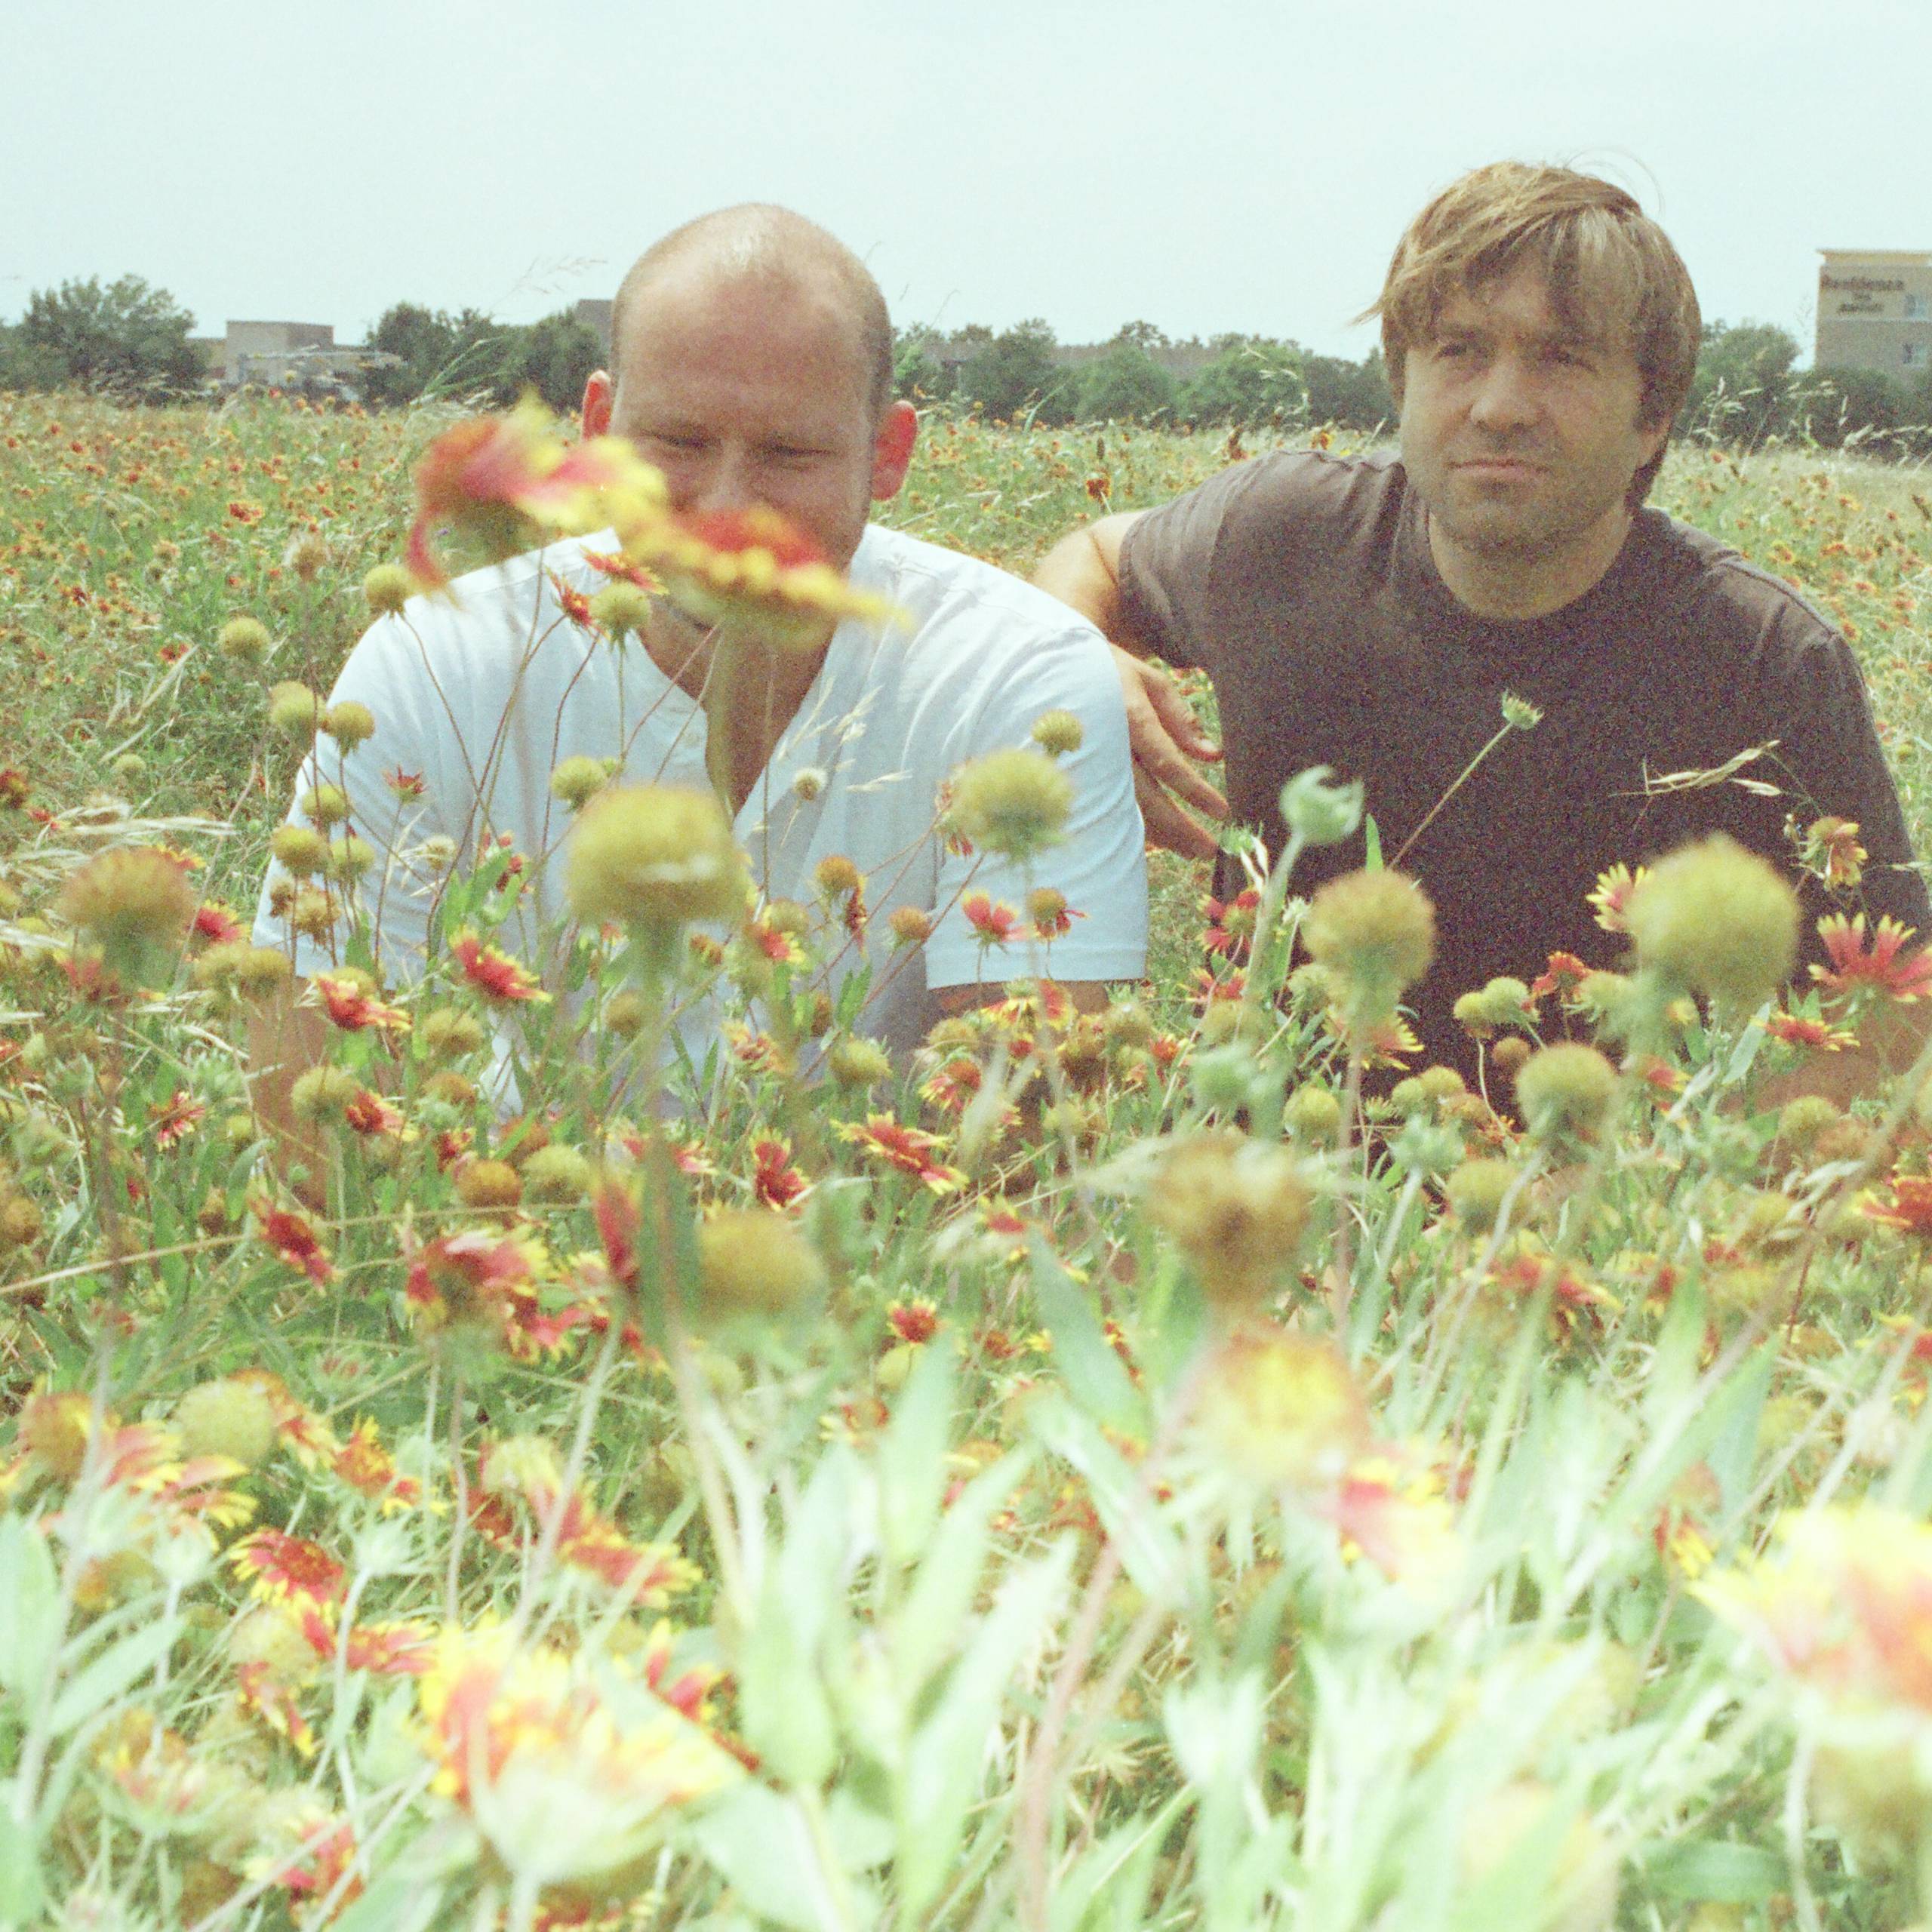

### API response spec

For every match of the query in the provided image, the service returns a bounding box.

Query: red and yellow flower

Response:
[838,1114,967,1194]
[450,928,549,1004]
[1812,912,1932,1001]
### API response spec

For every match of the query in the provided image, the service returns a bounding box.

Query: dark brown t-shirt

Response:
[1118,449,1929,1072]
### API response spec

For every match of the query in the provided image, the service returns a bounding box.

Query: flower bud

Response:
[549,755,616,810]
[321,701,376,751]
[1030,709,1084,756]
[565,784,748,934]
[1146,1129,1311,1311]
[946,748,1074,863]
[521,1144,592,1204]
[1302,867,1435,1027]
[267,682,323,740]
[174,1377,280,1470]
[828,1035,893,1089]
[588,580,654,638]
[1444,1157,1518,1232]
[1513,1043,1618,1144]
[217,616,272,665]
[362,564,414,617]
[57,847,195,973]
[1624,834,1798,1015]
[1279,764,1365,848]
[697,1208,827,1321]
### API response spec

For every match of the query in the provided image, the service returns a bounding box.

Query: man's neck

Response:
[644,604,835,817]
[1426,506,1635,621]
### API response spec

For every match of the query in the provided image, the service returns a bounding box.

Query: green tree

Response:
[14,275,202,395]
[1797,365,1912,451]
[1302,350,1393,430]
[957,319,1075,424]
[0,322,69,392]
[1181,338,1306,426]
[893,324,951,402]
[489,312,605,411]
[1075,344,1179,423]
[1681,320,1801,446]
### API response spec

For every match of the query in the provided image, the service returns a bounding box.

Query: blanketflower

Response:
[328,1420,420,1509]
[405,396,666,590]
[962,891,1020,944]
[838,1114,967,1194]
[1866,1174,1932,1237]
[1811,912,1932,1001]
[1801,814,1868,891]
[415,1622,738,1888]
[1587,863,1647,934]
[617,503,897,645]
[450,928,549,1004]
[229,1528,348,1609]
[751,1137,808,1210]
[1764,1008,1858,1052]
[149,1088,205,1149]
[313,971,411,1035]
[254,1202,335,1285]
[1697,1504,1932,1711]
[887,1298,941,1344]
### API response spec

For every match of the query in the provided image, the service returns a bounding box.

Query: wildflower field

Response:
[5,387,1932,1932]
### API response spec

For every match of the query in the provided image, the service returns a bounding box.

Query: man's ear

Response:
[581,369,614,438]
[869,400,918,502]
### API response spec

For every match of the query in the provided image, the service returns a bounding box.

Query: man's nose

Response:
[1466,355,1540,432]
[687,448,758,517]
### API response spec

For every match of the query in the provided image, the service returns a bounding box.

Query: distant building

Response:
[187,321,398,398]
[574,298,614,354]
[1816,252,1932,377]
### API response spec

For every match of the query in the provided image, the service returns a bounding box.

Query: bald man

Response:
[248,206,1146,1141]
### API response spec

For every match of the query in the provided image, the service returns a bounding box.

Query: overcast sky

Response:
[6,0,1927,363]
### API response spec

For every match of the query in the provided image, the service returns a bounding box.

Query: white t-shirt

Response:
[253,525,1147,1078]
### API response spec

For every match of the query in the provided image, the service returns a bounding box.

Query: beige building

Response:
[1816,251,1932,377]
[187,320,396,397]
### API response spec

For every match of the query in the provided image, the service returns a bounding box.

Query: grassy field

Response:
[4,391,1932,1930]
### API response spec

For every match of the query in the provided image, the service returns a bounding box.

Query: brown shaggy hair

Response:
[1367,162,1701,504]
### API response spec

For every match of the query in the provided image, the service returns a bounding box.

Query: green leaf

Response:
[876,1338,955,1567]
[0,1519,62,1700]
[49,1615,180,1736]
[329,1866,448,1932]
[1362,812,1383,869]
[1029,1241,1146,1435]
[1641,1837,1788,1903]
[0,1788,46,1925]
[737,1452,851,1789]
[897,1541,1075,1922]
[894,1449,1029,1697]
[693,1783,851,1932]
[1028,1395,1184,1604]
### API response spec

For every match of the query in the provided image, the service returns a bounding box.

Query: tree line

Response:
[5,276,1930,457]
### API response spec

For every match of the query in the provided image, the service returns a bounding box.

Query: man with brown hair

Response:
[1034,161,1928,1087]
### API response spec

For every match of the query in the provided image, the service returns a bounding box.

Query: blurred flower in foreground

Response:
[1699,1504,1932,1849]
[405,396,666,590]
[619,503,897,645]
[417,1621,738,1894]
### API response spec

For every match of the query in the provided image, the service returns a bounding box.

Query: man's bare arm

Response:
[1756,997,1932,1112]
[245,977,334,1211]
[935,980,1112,1020]
[1032,515,1228,861]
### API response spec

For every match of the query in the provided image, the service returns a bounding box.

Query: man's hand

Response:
[1032,514,1229,863]
[1115,648,1227,861]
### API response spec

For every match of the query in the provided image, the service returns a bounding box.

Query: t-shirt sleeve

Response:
[921,629,1149,991]
[1748,595,1930,939]
[249,613,463,983]
[1115,460,1272,675]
